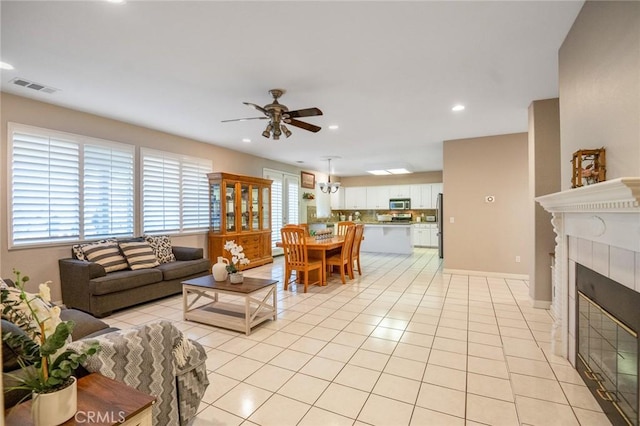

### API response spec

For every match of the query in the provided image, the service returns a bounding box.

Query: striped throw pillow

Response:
[119,241,160,270]
[81,241,129,273]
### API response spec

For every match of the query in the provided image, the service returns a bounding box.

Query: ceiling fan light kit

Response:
[223,89,323,140]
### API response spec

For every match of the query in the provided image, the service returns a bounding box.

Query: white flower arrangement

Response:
[223,240,250,273]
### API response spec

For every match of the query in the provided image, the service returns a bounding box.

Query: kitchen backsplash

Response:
[306,206,437,223]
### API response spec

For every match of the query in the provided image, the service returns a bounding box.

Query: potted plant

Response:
[302,192,315,200]
[223,241,251,283]
[2,270,99,425]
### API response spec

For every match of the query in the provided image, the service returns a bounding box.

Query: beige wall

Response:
[0,93,315,300]
[528,99,561,305]
[559,1,640,189]
[443,133,529,277]
[340,171,443,187]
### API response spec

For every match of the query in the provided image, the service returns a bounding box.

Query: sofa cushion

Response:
[72,238,115,261]
[144,235,176,264]
[156,258,210,281]
[89,268,163,295]
[82,241,129,273]
[119,241,159,270]
[2,319,28,371]
[60,309,110,341]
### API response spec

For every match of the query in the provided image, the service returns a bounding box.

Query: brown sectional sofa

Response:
[59,245,210,317]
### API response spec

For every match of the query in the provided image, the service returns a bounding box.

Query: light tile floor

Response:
[105,248,611,426]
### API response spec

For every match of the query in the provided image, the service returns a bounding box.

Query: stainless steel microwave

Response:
[389,198,411,210]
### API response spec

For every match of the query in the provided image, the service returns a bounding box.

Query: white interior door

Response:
[264,169,300,255]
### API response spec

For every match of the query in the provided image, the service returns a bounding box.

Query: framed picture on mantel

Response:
[301,171,315,189]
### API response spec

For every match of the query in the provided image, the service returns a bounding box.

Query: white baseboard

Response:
[531,299,552,309]
[443,268,529,281]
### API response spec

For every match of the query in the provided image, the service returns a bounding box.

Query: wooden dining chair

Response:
[326,224,356,284]
[335,221,355,236]
[283,223,310,236]
[281,226,322,293]
[350,223,365,277]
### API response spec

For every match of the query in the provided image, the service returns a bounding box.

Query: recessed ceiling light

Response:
[387,168,412,174]
[452,104,465,112]
[367,170,392,175]
[106,0,126,3]
[328,125,339,130]
[0,62,14,70]
[242,138,251,143]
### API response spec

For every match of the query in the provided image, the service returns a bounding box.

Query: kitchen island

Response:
[360,223,413,255]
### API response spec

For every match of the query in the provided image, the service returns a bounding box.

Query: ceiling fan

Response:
[222,89,323,140]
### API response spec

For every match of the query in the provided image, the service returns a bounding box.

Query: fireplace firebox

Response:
[576,264,640,426]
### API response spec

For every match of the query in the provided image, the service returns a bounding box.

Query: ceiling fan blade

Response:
[243,102,268,115]
[287,118,321,133]
[286,107,323,118]
[221,117,268,123]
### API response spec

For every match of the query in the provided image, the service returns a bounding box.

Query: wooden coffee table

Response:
[182,275,278,335]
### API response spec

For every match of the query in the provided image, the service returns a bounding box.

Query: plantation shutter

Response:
[11,132,80,245]
[84,143,134,238]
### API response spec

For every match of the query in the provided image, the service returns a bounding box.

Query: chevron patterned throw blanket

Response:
[68,320,209,425]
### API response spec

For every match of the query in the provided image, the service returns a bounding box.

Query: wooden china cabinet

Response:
[208,172,273,269]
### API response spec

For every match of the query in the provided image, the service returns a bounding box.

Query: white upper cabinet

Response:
[387,185,411,199]
[410,184,432,209]
[366,186,389,209]
[330,188,345,209]
[344,187,367,209]
[430,183,443,208]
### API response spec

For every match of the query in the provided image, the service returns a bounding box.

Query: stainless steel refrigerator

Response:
[436,193,443,258]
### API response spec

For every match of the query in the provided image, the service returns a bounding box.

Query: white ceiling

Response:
[0,1,583,176]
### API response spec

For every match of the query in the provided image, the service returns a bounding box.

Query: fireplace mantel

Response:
[537,177,640,212]
[535,177,640,363]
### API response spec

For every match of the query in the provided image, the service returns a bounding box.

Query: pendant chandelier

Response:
[318,157,341,194]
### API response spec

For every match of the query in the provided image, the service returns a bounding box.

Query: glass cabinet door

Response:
[252,186,259,230]
[262,186,270,230]
[210,183,222,232]
[225,182,236,232]
[240,183,250,231]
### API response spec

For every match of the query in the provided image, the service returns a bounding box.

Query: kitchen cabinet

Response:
[412,223,438,247]
[387,185,411,198]
[430,183,443,208]
[410,184,432,209]
[366,186,389,209]
[344,187,367,209]
[330,188,345,209]
[208,172,273,269]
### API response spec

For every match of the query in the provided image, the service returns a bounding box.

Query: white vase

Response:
[31,376,77,426]
[212,256,229,281]
[229,272,244,284]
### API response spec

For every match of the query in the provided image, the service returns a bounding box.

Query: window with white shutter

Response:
[9,123,135,247]
[141,149,211,234]
[263,169,299,250]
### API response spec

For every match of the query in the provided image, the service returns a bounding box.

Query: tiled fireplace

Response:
[537,178,640,425]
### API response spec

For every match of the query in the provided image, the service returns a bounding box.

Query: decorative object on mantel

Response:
[302,192,315,200]
[223,240,250,284]
[318,157,341,194]
[1,270,99,426]
[571,148,606,188]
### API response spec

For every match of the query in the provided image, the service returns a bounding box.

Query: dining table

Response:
[276,235,347,286]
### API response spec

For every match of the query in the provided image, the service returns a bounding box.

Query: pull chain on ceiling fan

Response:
[222,89,323,140]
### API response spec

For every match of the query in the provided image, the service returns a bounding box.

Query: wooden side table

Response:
[4,373,156,426]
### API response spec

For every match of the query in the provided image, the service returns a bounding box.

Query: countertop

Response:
[310,221,437,226]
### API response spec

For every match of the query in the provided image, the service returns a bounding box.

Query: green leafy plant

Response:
[1,270,99,394]
[302,192,315,200]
